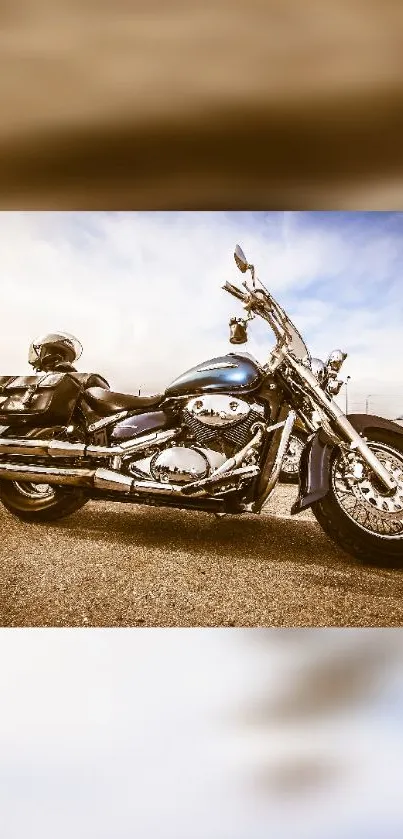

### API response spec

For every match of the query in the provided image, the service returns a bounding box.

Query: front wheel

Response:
[312,428,403,566]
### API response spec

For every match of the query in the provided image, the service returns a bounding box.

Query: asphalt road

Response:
[1,485,402,627]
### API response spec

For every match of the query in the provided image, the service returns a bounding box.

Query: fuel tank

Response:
[165,353,264,397]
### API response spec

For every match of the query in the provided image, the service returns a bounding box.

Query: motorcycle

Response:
[0,244,402,566]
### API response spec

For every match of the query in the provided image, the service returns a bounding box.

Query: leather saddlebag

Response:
[0,372,83,427]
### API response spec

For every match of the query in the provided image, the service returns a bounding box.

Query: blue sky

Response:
[0,211,402,416]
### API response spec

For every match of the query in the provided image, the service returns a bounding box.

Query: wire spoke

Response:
[332,443,403,539]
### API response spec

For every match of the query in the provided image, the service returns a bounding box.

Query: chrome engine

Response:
[127,446,227,483]
[186,394,251,426]
[152,446,226,483]
[124,396,266,486]
[183,395,265,449]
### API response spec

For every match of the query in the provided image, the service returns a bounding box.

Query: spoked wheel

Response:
[13,482,56,501]
[0,427,89,523]
[312,429,403,566]
[280,431,306,484]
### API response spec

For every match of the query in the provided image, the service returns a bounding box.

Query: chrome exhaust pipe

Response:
[0,460,184,496]
[94,470,252,498]
[92,470,182,495]
[131,478,183,497]
[0,428,177,460]
[0,462,96,487]
[0,456,255,499]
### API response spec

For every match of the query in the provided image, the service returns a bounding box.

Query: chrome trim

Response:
[0,428,178,461]
[150,446,228,485]
[150,446,210,484]
[196,362,238,372]
[326,349,348,373]
[209,464,260,491]
[182,464,259,496]
[0,438,50,456]
[48,440,87,458]
[2,398,27,412]
[0,462,95,486]
[109,428,179,472]
[0,413,294,503]
[112,455,121,471]
[0,459,179,496]
[254,410,297,511]
[93,468,133,493]
[185,422,265,489]
[265,418,293,434]
[186,394,251,427]
[0,450,258,501]
[310,358,327,385]
[127,455,153,478]
[327,379,343,396]
[214,421,265,476]
[119,428,178,455]
[131,478,183,496]
[87,412,128,432]
[12,481,55,499]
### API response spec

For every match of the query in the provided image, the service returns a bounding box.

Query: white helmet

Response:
[28,332,83,371]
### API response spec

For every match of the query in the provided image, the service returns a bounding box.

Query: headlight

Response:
[304,352,347,396]
[310,357,327,385]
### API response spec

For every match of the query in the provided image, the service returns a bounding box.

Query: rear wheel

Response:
[312,429,403,566]
[0,426,89,523]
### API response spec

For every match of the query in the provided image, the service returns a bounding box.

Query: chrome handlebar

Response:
[222,281,247,303]
[223,280,302,359]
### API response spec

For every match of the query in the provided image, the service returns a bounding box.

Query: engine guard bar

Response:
[253,410,297,512]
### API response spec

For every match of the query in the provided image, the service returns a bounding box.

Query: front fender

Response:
[290,414,403,515]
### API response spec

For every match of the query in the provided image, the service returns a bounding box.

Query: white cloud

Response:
[0,211,402,417]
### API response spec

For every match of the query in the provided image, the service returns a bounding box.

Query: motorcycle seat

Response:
[84,387,163,416]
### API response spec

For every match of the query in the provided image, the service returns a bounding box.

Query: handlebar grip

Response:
[222,281,246,302]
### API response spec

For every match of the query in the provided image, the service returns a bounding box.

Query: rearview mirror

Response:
[311,358,327,385]
[234,244,249,274]
[326,349,348,373]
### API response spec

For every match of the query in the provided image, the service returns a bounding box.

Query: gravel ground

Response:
[1,484,402,627]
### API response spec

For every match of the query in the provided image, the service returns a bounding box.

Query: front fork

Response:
[286,357,397,493]
[325,402,397,491]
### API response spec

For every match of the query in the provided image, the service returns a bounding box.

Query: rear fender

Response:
[290,414,403,515]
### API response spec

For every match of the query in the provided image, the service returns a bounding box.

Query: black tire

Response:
[280,430,307,484]
[312,428,403,567]
[0,426,89,523]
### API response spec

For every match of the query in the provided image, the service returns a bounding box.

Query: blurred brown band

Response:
[1,88,403,209]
